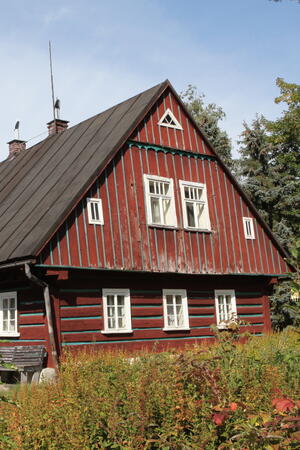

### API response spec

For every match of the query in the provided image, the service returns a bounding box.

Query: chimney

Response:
[7,139,26,158]
[47,119,69,136]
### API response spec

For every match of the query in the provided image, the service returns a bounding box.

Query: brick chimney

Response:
[7,139,26,158]
[47,119,69,136]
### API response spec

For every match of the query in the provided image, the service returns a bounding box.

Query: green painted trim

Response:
[4,339,46,342]
[60,304,100,309]
[237,304,262,308]
[19,324,44,328]
[62,335,215,346]
[34,264,284,277]
[190,314,214,318]
[127,140,217,161]
[20,312,44,317]
[133,315,163,319]
[131,290,161,295]
[20,300,44,305]
[239,313,263,317]
[61,316,102,321]
[236,292,262,296]
[62,330,100,334]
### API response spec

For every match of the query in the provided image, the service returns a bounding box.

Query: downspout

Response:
[25,263,59,371]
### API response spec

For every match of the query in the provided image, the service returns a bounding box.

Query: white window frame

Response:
[0,291,19,337]
[87,198,104,225]
[214,290,237,329]
[143,174,177,227]
[158,108,183,130]
[163,289,190,331]
[179,180,211,231]
[243,217,255,239]
[102,289,132,334]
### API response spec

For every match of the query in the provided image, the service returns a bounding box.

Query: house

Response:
[0,80,289,370]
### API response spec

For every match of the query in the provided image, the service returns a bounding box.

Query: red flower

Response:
[212,413,228,426]
[230,402,238,411]
[272,398,295,412]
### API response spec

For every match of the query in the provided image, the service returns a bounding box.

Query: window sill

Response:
[163,327,190,332]
[0,332,20,338]
[148,224,178,230]
[184,227,212,233]
[101,330,133,335]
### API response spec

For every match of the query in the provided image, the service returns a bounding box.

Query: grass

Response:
[0,328,299,449]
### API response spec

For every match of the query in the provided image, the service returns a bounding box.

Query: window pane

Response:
[94,204,99,221]
[149,181,155,193]
[151,197,161,223]
[163,183,170,195]
[3,298,8,309]
[117,296,125,306]
[107,306,114,317]
[225,295,232,318]
[10,320,15,332]
[186,202,195,227]
[3,321,8,331]
[166,295,173,304]
[107,295,114,305]
[9,298,15,309]
[118,317,125,328]
[175,295,182,304]
[184,187,190,199]
[162,199,171,224]
[117,306,124,317]
[108,317,115,329]
[3,310,8,320]
[195,203,204,228]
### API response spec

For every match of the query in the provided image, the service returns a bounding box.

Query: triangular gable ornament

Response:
[158,108,183,130]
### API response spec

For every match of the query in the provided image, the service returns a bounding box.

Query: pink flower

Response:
[272,398,294,412]
[212,413,227,426]
[230,402,238,411]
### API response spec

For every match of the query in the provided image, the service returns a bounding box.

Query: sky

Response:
[0,0,299,161]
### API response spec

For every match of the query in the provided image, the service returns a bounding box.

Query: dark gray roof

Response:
[0,80,168,264]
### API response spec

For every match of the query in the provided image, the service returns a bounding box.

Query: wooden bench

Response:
[0,345,47,383]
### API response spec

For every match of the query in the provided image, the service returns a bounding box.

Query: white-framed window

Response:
[214,290,237,329]
[143,174,177,227]
[158,108,183,130]
[243,217,255,239]
[0,292,19,337]
[87,198,104,225]
[179,180,211,230]
[102,289,132,334]
[163,289,189,331]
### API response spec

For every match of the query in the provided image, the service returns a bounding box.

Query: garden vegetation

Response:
[1,328,299,449]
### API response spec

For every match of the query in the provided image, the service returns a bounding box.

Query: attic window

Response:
[158,108,183,130]
[87,198,104,225]
[243,217,255,239]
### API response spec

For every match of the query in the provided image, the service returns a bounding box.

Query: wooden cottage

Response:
[0,80,289,370]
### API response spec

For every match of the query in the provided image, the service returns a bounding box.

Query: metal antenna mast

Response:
[49,41,56,125]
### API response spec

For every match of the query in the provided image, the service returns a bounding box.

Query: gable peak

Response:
[158,108,183,130]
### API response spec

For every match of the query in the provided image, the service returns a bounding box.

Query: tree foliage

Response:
[181,85,233,168]
[238,78,300,249]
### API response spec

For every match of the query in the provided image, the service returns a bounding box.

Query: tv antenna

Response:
[49,41,57,124]
[14,121,20,139]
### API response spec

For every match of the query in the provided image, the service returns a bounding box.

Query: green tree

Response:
[180,85,233,168]
[238,79,300,249]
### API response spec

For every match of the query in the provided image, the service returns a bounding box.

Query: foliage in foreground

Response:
[0,329,300,449]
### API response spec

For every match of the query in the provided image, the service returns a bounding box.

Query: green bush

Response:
[1,329,299,449]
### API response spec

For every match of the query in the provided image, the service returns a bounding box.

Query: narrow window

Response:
[87,198,104,225]
[0,292,19,336]
[102,289,132,333]
[158,108,183,130]
[144,175,177,227]
[214,290,237,328]
[163,289,189,330]
[243,217,255,239]
[179,180,211,230]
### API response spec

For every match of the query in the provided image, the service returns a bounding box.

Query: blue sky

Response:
[0,0,299,161]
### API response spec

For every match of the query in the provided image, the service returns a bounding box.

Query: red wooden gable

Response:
[37,87,289,276]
